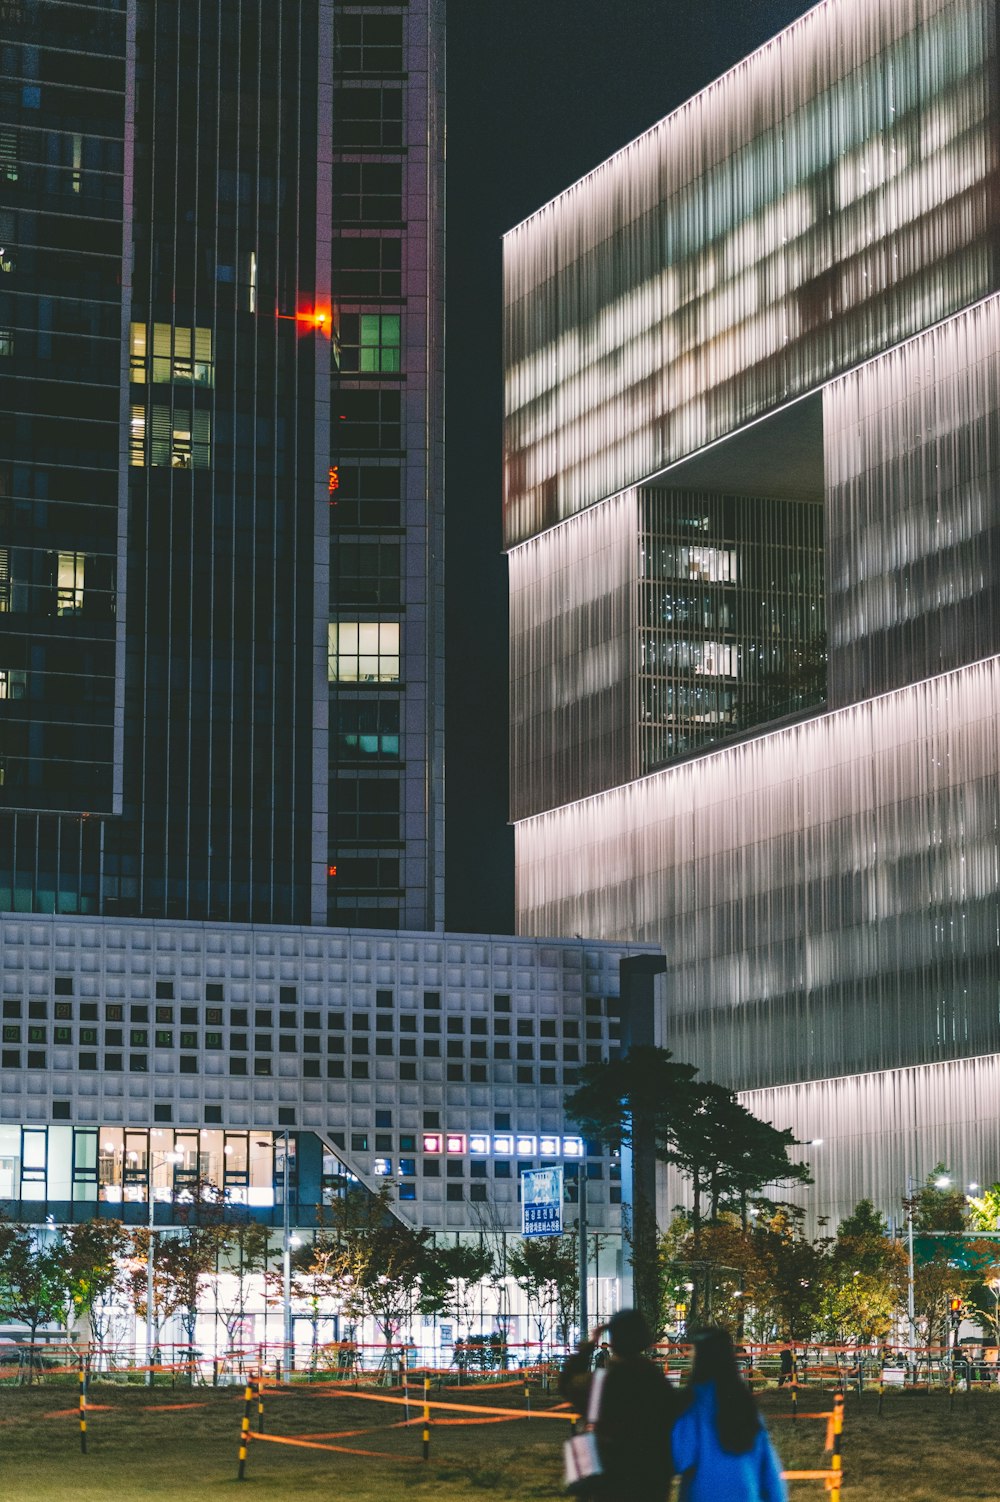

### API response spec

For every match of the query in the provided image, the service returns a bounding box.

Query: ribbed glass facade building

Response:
[0,0,444,933]
[505,0,1000,1224]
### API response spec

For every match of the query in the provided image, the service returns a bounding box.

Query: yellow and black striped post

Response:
[828,1390,844,1502]
[422,1374,430,1462]
[78,1359,88,1455]
[790,1348,798,1424]
[256,1368,265,1433]
[877,1367,885,1419]
[236,1378,253,1480]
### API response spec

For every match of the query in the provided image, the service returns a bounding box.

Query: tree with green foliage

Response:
[817,1200,907,1345]
[421,1239,494,1350]
[61,1219,129,1354]
[156,1226,226,1373]
[215,1219,273,1351]
[267,1231,341,1372]
[967,1185,1000,1232]
[657,1216,697,1335]
[746,1207,826,1342]
[670,1215,758,1335]
[905,1167,976,1347]
[507,1234,579,1351]
[566,1047,811,1331]
[566,1046,698,1332]
[564,1046,698,1155]
[122,1225,212,1366]
[910,1165,968,1233]
[324,1184,432,1364]
[0,1224,71,1381]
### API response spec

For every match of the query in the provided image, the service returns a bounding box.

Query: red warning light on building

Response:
[277,304,332,335]
[296,304,331,334]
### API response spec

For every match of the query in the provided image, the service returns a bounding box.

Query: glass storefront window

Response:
[7,1125,277,1207]
[0,1124,19,1198]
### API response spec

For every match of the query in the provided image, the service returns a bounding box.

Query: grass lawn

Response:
[0,1377,997,1502]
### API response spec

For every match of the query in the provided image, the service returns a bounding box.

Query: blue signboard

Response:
[521,1166,563,1237]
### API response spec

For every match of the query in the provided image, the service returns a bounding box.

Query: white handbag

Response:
[563,1368,606,1493]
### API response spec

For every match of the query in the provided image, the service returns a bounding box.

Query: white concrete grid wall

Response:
[0,916,650,1234]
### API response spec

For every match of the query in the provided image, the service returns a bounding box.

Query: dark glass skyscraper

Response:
[0,0,444,932]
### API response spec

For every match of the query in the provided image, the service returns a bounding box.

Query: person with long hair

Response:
[671,1328,787,1502]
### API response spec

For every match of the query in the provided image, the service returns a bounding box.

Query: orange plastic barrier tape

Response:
[298,1386,565,1420]
[769,1411,833,1420]
[781,1472,842,1481]
[45,1406,113,1419]
[427,1414,517,1427]
[403,1374,529,1389]
[142,1403,208,1412]
[249,1430,418,1461]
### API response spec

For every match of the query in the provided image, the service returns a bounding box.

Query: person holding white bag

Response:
[559,1308,681,1501]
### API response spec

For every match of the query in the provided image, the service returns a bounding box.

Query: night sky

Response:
[443,0,818,933]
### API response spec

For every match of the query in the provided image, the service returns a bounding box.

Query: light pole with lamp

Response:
[146,1147,182,1386]
[577,1163,588,1340]
[906,1174,917,1360]
[905,1173,951,1364]
[278,1130,298,1379]
[904,1171,977,1366]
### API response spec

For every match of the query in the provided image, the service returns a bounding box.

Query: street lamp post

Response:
[146,1148,182,1386]
[280,1130,295,1380]
[906,1175,916,1361]
[906,1171,961,1369]
[577,1167,588,1340]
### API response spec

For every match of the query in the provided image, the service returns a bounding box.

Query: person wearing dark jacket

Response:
[777,1346,794,1386]
[671,1328,786,1502]
[559,1308,681,1501]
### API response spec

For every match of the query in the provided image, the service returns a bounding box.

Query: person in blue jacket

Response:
[672,1328,787,1502]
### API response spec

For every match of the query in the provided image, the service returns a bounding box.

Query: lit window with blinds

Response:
[129,323,214,386]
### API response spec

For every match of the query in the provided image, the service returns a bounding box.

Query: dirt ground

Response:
[0,1375,996,1501]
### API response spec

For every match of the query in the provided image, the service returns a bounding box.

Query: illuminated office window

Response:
[130,404,211,469]
[130,323,214,386]
[361,314,400,373]
[0,211,16,274]
[328,621,400,683]
[56,553,86,615]
[0,129,17,183]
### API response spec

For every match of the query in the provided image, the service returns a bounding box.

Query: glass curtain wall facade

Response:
[0,0,444,933]
[328,3,445,930]
[0,2,127,837]
[508,486,824,819]
[639,489,823,769]
[505,0,1000,1224]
